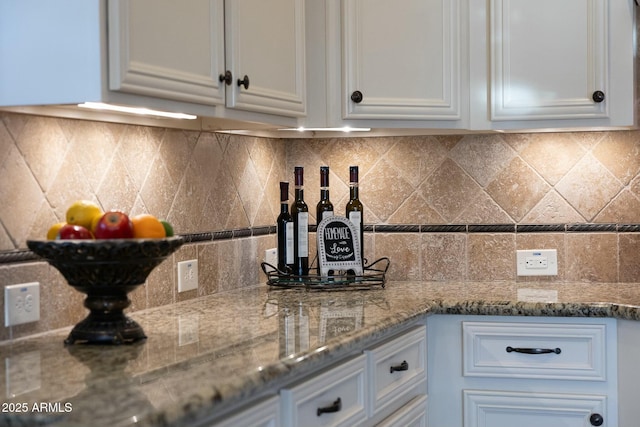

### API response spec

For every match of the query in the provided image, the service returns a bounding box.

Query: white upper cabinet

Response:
[311,0,468,130]
[470,0,634,130]
[110,0,306,118]
[224,0,306,117]
[342,0,464,122]
[108,0,226,107]
[0,0,305,125]
[309,0,634,131]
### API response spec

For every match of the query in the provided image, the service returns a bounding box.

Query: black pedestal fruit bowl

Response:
[27,237,184,345]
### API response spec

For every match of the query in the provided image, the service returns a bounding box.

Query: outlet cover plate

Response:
[264,248,277,271]
[4,282,40,326]
[177,260,198,292]
[516,249,558,276]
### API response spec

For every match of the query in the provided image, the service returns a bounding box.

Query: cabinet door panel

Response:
[225,0,306,116]
[490,0,607,120]
[464,390,606,427]
[108,0,225,105]
[342,0,461,120]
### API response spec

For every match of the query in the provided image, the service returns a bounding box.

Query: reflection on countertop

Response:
[2,280,640,426]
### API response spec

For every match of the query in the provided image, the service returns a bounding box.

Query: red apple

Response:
[94,211,134,239]
[58,224,93,240]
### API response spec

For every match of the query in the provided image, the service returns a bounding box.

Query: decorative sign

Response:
[317,216,363,277]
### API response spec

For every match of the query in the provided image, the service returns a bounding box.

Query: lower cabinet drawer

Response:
[365,325,427,416]
[376,394,428,427]
[280,354,367,427]
[462,320,608,380]
[463,389,607,427]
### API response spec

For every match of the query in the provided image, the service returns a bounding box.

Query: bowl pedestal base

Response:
[65,295,146,345]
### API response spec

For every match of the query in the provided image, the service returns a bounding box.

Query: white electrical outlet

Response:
[177,260,198,292]
[4,282,40,326]
[516,249,558,276]
[264,248,277,271]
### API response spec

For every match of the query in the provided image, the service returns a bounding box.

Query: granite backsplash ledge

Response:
[3,111,640,343]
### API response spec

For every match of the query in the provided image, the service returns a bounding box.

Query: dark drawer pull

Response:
[506,346,561,355]
[390,360,409,373]
[317,397,341,416]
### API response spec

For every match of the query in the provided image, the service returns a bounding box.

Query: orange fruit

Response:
[46,222,66,240]
[66,200,103,230]
[131,214,166,238]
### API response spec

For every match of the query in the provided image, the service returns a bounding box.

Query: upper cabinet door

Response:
[470,0,634,129]
[108,0,225,106]
[490,0,606,121]
[342,0,463,121]
[224,0,306,117]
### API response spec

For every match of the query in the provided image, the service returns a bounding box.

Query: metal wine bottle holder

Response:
[27,237,184,345]
[261,257,389,290]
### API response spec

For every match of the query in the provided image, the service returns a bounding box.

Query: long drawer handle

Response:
[317,397,341,416]
[390,360,409,373]
[506,346,561,355]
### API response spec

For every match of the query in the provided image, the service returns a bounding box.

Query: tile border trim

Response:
[3,223,640,265]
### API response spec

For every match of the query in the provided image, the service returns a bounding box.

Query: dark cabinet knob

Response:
[590,413,604,426]
[592,91,605,103]
[237,75,250,90]
[219,70,232,86]
[351,90,363,103]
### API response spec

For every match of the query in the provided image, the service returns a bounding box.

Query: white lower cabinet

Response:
[209,395,279,427]
[376,394,428,427]
[463,390,606,427]
[428,315,617,427]
[280,354,369,427]
[279,323,428,427]
[366,325,427,420]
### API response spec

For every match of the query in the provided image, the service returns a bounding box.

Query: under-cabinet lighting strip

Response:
[77,102,197,120]
[277,126,371,133]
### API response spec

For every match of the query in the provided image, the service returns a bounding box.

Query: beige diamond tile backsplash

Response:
[3,111,640,341]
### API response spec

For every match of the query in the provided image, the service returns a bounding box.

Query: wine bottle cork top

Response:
[279,181,289,201]
[349,166,359,183]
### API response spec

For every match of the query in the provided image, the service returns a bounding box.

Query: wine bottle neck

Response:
[295,188,304,200]
[350,184,359,200]
[320,188,330,200]
[280,201,289,213]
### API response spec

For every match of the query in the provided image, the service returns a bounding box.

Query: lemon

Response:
[90,213,103,235]
[46,222,66,240]
[66,200,103,230]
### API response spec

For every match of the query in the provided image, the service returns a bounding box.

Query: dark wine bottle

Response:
[316,166,334,225]
[291,167,309,276]
[276,181,294,272]
[345,166,364,264]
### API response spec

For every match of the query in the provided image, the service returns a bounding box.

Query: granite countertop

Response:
[2,280,640,427]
